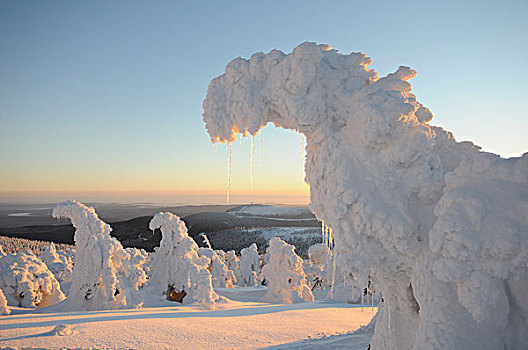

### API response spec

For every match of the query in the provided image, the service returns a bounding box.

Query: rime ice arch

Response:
[202,42,528,349]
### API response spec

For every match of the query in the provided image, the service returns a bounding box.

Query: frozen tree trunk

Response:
[261,237,314,304]
[53,200,146,311]
[145,212,218,308]
[202,42,528,349]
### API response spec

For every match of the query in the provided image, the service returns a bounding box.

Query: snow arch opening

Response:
[202,42,528,349]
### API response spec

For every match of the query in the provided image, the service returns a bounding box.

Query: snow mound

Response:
[0,250,65,308]
[51,324,74,336]
[261,237,314,304]
[52,200,146,310]
[146,212,219,308]
[203,42,528,349]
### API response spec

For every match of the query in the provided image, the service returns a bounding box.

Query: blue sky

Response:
[0,0,526,203]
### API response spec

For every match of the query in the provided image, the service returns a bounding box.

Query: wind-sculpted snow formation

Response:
[52,200,146,310]
[261,237,314,304]
[146,212,219,308]
[0,250,65,308]
[203,42,528,349]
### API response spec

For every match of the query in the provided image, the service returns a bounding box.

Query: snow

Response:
[236,243,260,287]
[0,289,376,349]
[261,237,314,304]
[202,42,528,349]
[198,247,236,288]
[0,250,65,308]
[0,288,10,315]
[52,200,146,311]
[145,212,219,308]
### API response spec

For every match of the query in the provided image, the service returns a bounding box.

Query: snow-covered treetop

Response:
[52,200,112,241]
[150,212,188,241]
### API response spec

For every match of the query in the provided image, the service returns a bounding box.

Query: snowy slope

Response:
[0,288,376,349]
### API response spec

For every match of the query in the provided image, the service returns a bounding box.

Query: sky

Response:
[1,0,526,205]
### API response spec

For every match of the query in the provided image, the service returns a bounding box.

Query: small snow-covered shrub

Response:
[53,200,146,310]
[236,243,260,287]
[146,212,218,308]
[0,250,65,308]
[0,288,11,315]
[198,247,236,288]
[261,237,314,304]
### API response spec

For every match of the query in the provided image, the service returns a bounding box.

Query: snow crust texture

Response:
[146,212,219,308]
[261,237,314,304]
[202,42,528,349]
[52,200,146,310]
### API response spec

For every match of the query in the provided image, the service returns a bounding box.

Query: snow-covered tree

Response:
[52,200,146,310]
[0,250,65,308]
[203,42,528,348]
[236,243,260,287]
[145,212,218,308]
[198,247,236,288]
[304,243,331,290]
[40,242,74,286]
[261,237,314,304]
[0,288,10,315]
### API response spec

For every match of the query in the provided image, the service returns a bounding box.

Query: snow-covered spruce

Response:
[198,247,236,288]
[145,212,219,308]
[0,288,9,315]
[0,250,65,308]
[40,242,74,286]
[52,200,146,310]
[202,42,528,349]
[236,243,260,287]
[304,243,332,291]
[261,237,314,304]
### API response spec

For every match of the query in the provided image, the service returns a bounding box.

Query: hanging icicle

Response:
[259,129,263,168]
[250,134,255,191]
[226,143,232,205]
[330,246,337,299]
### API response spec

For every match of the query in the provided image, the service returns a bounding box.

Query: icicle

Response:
[361,291,364,311]
[226,143,232,205]
[300,133,305,162]
[259,129,263,168]
[250,134,255,191]
[330,248,337,299]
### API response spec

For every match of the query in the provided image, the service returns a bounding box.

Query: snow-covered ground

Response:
[0,287,376,349]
